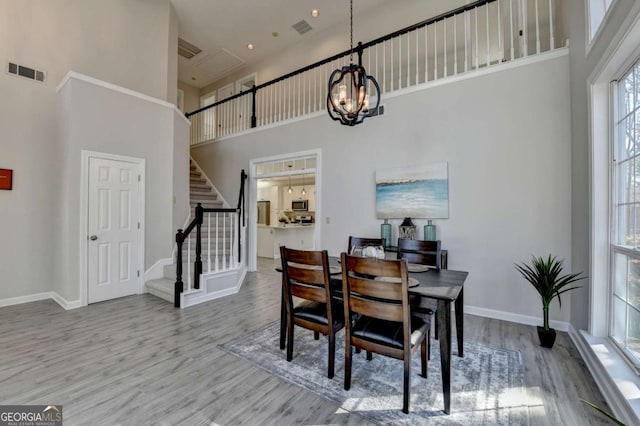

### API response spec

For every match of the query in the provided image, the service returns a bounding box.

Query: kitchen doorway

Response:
[248,150,321,271]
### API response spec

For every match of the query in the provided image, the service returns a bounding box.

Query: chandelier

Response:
[327,0,381,126]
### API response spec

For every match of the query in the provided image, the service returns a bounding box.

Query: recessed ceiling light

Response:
[247,43,254,50]
[311,9,319,18]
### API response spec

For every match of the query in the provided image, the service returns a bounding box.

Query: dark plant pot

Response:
[537,326,556,348]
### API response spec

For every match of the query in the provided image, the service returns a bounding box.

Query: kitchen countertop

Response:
[257,224,315,229]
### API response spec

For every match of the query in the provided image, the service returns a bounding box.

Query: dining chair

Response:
[347,236,386,254]
[397,238,441,338]
[341,253,430,414]
[280,246,344,378]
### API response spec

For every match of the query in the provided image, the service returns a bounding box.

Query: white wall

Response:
[0,0,176,302]
[192,53,574,323]
[55,74,189,302]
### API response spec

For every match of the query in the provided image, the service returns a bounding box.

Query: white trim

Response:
[144,258,173,282]
[0,292,80,310]
[190,156,230,207]
[0,292,52,308]
[190,49,569,149]
[465,305,570,332]
[586,0,620,55]
[180,268,245,308]
[51,292,81,310]
[569,327,640,424]
[79,151,146,306]
[248,149,322,272]
[57,72,191,126]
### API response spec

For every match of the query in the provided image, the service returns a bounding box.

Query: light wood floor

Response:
[0,257,610,425]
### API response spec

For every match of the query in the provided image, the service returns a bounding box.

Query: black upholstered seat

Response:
[293,300,344,328]
[351,315,429,350]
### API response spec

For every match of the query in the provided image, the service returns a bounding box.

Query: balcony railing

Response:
[186,0,563,145]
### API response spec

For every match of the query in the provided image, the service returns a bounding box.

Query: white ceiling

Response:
[171,0,389,88]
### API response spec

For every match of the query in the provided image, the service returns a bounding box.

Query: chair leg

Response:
[403,356,411,414]
[328,332,336,379]
[355,347,361,354]
[421,337,428,378]
[314,331,320,340]
[344,343,352,390]
[366,351,373,361]
[286,320,294,362]
[434,311,439,340]
[427,328,431,361]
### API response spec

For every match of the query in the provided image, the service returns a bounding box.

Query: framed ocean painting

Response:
[376,163,449,219]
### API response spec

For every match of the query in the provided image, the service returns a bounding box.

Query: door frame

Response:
[248,149,322,271]
[79,150,146,307]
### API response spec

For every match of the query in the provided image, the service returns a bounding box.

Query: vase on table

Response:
[424,220,436,241]
[380,219,392,248]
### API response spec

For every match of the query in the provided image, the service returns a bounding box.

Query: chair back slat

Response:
[286,267,326,286]
[348,275,403,301]
[350,295,404,322]
[397,239,441,270]
[289,282,326,302]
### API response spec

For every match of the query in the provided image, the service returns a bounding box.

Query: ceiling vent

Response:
[8,62,46,83]
[178,37,202,59]
[292,19,313,35]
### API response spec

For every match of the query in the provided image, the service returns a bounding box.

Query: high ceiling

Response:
[170,0,391,88]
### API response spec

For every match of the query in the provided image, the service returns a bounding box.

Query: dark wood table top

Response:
[278,256,467,302]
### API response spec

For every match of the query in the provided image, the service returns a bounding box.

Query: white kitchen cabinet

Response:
[257,225,275,257]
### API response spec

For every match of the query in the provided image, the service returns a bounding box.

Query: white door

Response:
[87,157,142,303]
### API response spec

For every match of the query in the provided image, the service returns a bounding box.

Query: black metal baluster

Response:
[194,203,203,289]
[175,229,184,308]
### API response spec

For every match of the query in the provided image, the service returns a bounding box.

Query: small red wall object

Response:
[0,169,13,190]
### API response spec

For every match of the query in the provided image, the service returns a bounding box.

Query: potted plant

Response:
[515,255,585,348]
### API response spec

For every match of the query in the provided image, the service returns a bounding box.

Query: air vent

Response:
[292,19,313,35]
[178,37,202,59]
[7,62,46,83]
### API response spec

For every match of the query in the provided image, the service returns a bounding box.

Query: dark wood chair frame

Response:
[341,253,430,414]
[280,246,344,379]
[397,238,443,339]
[347,236,386,254]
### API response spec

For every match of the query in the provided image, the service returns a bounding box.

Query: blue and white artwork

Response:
[376,163,449,219]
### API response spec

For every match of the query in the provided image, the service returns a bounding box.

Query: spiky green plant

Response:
[514,255,585,331]
[581,399,626,425]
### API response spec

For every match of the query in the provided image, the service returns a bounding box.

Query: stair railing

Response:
[174,169,247,307]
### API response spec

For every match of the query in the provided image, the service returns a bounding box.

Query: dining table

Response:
[276,256,468,414]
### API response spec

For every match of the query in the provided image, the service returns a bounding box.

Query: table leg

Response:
[437,299,451,415]
[455,287,464,357]
[280,274,286,350]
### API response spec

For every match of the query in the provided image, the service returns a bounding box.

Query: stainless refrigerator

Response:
[257,201,270,225]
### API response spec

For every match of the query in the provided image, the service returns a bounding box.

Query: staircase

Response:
[146,160,234,306]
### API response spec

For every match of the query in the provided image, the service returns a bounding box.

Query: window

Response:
[589,0,615,42]
[612,59,640,367]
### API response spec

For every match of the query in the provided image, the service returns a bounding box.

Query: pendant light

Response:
[287,165,293,194]
[301,174,307,196]
[327,0,381,126]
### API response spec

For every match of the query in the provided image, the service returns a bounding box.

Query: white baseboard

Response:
[0,292,52,308]
[569,326,639,425]
[464,305,570,332]
[0,291,81,310]
[51,292,82,310]
[144,257,173,282]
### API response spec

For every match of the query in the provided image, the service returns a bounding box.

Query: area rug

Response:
[219,322,530,425]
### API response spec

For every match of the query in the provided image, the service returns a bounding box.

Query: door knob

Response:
[90,235,98,241]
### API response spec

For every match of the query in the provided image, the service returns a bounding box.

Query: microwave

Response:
[291,200,308,211]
